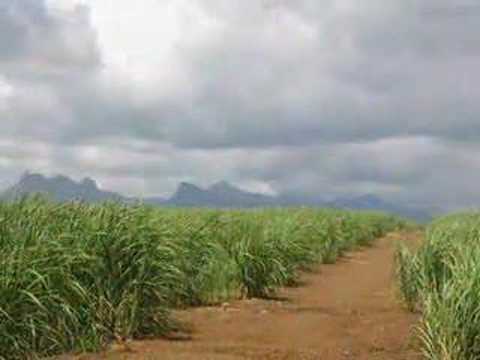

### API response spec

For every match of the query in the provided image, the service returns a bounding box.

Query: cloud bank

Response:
[1,0,479,211]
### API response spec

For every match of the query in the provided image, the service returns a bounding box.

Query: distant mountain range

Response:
[1,172,432,221]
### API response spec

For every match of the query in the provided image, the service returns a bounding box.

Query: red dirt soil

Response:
[73,232,421,360]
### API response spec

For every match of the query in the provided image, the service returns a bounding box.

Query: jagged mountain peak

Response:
[209,180,242,193]
[81,177,98,190]
[18,172,46,183]
[2,172,123,203]
[176,182,204,193]
[167,179,275,208]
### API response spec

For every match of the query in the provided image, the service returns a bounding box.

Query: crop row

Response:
[396,213,480,360]
[0,197,402,359]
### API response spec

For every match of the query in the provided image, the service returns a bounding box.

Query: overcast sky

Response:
[1,0,479,211]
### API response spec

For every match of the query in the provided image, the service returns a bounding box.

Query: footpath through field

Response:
[83,232,421,360]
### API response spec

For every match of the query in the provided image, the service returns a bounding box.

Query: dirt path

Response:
[85,232,421,359]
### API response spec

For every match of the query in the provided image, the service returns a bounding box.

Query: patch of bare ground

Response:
[67,232,422,360]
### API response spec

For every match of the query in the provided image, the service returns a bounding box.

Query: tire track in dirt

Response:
[77,232,422,359]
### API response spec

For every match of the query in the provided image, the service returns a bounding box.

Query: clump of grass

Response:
[0,199,182,358]
[395,213,480,359]
[395,244,421,311]
[0,197,402,359]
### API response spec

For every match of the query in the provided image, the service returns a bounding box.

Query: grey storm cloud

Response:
[0,0,99,73]
[0,0,480,211]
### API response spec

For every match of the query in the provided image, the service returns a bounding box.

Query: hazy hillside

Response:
[166,181,277,208]
[2,172,126,203]
[327,194,432,222]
